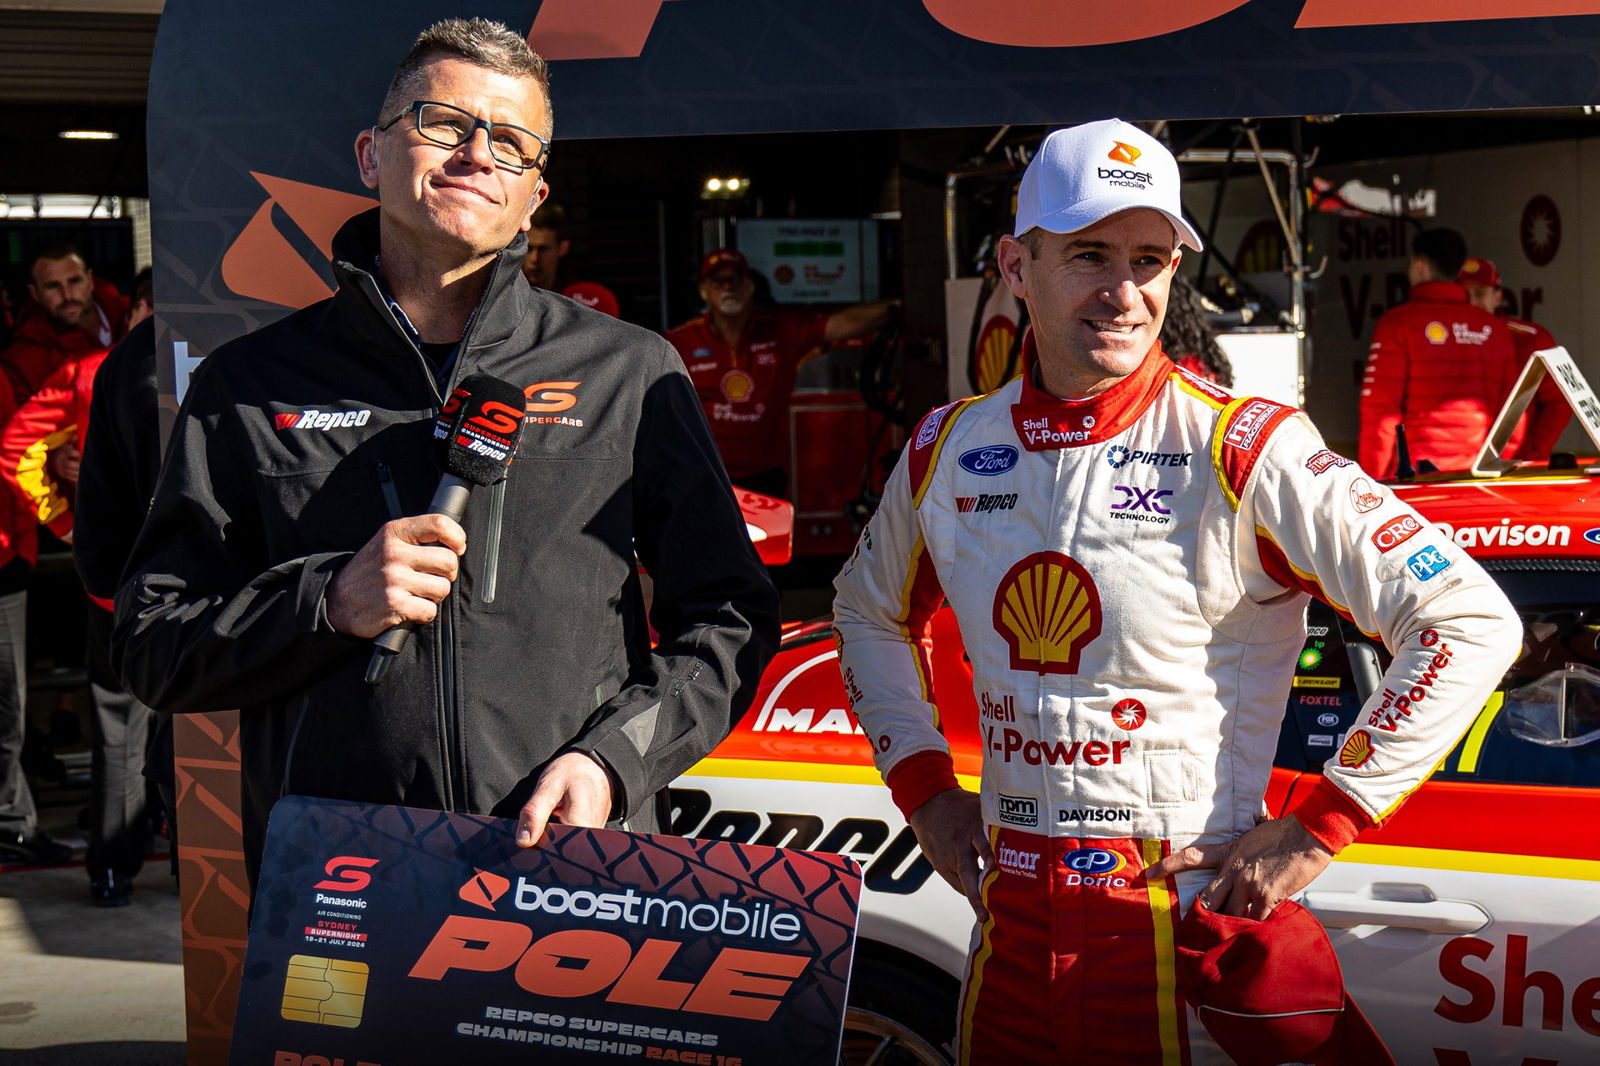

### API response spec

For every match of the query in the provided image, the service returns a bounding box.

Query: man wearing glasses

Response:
[665,249,896,498]
[113,18,779,883]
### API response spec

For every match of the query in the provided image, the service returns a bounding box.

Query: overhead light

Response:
[59,130,119,141]
[701,176,750,200]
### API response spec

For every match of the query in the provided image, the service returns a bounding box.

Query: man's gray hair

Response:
[379,18,553,139]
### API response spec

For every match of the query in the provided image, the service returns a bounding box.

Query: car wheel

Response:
[840,953,958,1065]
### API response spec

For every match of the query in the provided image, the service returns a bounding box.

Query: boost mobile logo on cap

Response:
[1108,141,1142,164]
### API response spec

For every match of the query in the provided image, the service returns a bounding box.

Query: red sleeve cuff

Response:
[1288,776,1377,854]
[884,749,959,822]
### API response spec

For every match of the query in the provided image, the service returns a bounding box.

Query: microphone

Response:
[364,372,527,684]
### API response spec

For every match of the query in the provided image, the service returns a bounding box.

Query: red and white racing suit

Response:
[832,339,1520,1064]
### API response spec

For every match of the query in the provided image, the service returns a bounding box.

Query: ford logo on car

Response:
[959,445,1020,476]
[1585,528,1600,545]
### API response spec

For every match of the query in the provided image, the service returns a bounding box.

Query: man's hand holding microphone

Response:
[323,372,613,847]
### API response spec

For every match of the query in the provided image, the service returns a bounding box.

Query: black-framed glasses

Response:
[378,100,549,173]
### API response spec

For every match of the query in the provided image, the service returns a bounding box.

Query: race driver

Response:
[1458,256,1572,461]
[832,119,1521,1064]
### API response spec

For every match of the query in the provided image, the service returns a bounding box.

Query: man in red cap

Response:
[1458,256,1571,461]
[520,202,622,319]
[1358,229,1519,477]
[663,249,896,497]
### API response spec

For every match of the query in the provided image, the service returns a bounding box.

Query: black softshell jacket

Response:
[112,210,780,873]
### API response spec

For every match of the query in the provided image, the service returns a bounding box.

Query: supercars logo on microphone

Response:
[992,552,1102,674]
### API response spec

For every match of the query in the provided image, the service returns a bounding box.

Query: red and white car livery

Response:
[681,423,1600,1063]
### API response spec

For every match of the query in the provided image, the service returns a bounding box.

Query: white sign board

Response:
[738,219,880,304]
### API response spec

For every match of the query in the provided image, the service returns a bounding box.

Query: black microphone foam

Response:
[435,372,526,485]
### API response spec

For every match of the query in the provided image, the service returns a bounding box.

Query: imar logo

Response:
[276,408,372,431]
[314,856,379,893]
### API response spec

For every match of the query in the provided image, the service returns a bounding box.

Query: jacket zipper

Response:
[356,256,507,816]
[482,480,506,604]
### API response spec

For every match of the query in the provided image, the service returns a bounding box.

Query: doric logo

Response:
[992,552,1102,674]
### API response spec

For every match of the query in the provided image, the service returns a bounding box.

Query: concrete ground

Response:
[0,793,185,1064]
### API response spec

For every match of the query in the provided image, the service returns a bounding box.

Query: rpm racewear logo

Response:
[1063,847,1129,889]
[958,445,1019,476]
[1223,399,1278,450]
[992,552,1103,674]
[914,402,958,450]
[275,408,372,431]
[314,856,379,893]
[1425,321,1448,344]
[280,954,370,1029]
[1338,729,1375,769]
[1371,514,1423,553]
[997,793,1039,827]
[1108,141,1142,164]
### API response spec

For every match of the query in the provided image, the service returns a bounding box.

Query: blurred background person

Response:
[521,201,620,317]
[1458,256,1571,462]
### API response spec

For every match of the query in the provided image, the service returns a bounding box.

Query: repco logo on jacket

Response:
[275,408,372,431]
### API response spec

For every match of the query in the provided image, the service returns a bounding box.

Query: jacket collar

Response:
[328,208,535,378]
[1409,280,1469,304]
[1010,330,1172,450]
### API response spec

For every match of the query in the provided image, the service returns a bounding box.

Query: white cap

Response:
[1015,119,1203,251]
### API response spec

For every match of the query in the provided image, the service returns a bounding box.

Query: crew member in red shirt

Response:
[1458,256,1571,461]
[1358,228,1517,477]
[664,249,896,497]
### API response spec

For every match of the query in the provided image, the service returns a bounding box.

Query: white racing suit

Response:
[832,340,1520,1064]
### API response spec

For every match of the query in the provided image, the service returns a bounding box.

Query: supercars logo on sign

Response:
[992,552,1103,674]
[315,857,379,893]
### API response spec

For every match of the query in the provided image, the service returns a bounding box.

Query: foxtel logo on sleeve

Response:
[275,408,373,431]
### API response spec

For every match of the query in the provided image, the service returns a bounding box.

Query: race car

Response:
[672,368,1600,1065]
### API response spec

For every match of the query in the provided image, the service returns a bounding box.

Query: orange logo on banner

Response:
[459,869,511,910]
[722,369,756,402]
[1108,141,1142,164]
[992,552,1103,674]
[527,0,1574,61]
[220,173,375,310]
[1339,729,1375,769]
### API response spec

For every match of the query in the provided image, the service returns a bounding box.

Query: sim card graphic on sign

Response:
[281,954,369,1028]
